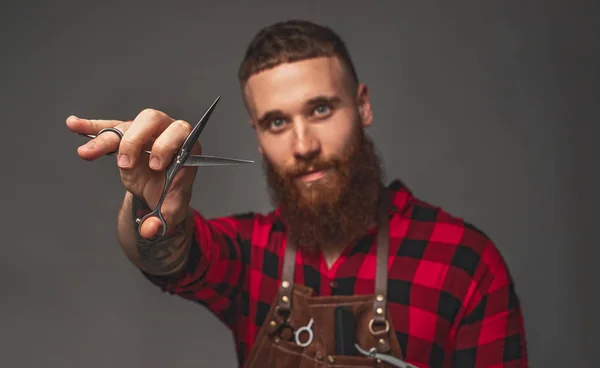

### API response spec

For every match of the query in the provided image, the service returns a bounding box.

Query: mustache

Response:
[284,158,341,177]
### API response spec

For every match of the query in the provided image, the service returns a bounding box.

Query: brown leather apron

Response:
[243,189,408,367]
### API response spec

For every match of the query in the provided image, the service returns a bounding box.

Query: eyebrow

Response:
[256,95,342,128]
[306,95,342,108]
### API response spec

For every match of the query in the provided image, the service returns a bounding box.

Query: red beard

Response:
[264,127,384,253]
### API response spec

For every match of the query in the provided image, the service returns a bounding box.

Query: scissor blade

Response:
[182,154,254,166]
[180,96,221,152]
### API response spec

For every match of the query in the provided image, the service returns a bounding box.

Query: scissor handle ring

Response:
[294,318,314,347]
[368,318,390,336]
[97,127,123,156]
[136,206,168,240]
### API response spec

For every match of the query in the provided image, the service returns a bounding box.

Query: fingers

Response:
[118,109,174,169]
[78,122,131,160]
[67,115,130,161]
[147,120,196,171]
[66,115,124,135]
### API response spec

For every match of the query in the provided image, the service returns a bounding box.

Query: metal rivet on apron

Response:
[282,296,289,303]
[376,307,383,315]
[379,338,386,344]
[327,356,335,363]
[274,337,280,344]
[281,281,289,288]
[376,294,384,302]
[377,358,382,364]
[316,353,323,361]
[269,320,276,327]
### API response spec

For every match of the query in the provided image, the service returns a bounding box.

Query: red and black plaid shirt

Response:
[143,179,528,367]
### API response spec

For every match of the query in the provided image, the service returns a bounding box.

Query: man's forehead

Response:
[244,57,350,113]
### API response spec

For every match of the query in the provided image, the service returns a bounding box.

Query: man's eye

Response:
[270,118,285,129]
[313,105,330,115]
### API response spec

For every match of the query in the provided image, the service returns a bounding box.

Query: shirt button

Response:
[330,281,337,288]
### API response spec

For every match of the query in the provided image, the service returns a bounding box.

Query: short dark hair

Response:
[238,19,359,87]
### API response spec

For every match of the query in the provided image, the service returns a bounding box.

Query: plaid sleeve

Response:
[141,208,253,330]
[452,240,528,367]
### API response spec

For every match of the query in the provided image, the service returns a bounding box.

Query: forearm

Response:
[124,195,251,329]
[117,191,193,276]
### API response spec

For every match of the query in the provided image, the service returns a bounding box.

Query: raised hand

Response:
[66,108,200,240]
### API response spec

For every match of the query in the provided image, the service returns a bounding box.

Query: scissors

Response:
[78,96,254,239]
[354,344,419,368]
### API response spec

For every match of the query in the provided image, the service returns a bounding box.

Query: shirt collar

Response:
[385,178,413,215]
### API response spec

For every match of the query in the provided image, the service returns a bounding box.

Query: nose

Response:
[292,121,321,161]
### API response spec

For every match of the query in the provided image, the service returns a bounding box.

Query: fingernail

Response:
[118,154,130,167]
[150,156,160,169]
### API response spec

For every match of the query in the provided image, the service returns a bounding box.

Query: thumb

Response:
[137,198,187,240]
[138,217,164,239]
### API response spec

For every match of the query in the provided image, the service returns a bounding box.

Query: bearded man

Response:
[67,19,528,368]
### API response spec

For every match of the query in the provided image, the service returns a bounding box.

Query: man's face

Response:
[243,56,382,251]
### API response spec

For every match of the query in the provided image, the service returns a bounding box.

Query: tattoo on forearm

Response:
[131,195,190,275]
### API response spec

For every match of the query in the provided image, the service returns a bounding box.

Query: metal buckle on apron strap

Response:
[369,294,393,352]
[368,317,390,335]
[267,279,295,338]
[355,344,419,368]
[273,304,293,323]
[268,305,294,340]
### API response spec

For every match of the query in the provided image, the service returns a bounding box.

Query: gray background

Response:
[1,1,598,367]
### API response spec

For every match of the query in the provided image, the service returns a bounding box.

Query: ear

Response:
[356,83,373,127]
[251,120,263,155]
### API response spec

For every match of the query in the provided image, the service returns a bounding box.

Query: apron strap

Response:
[370,183,392,352]
[276,234,296,314]
[266,225,296,335]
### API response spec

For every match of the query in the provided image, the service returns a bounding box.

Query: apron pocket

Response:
[267,339,306,368]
